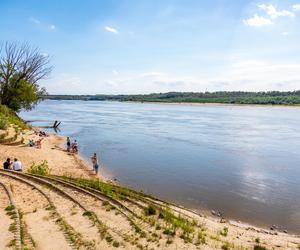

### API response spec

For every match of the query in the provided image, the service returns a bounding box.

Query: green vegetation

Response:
[5,204,15,211]
[254,245,268,250]
[219,227,228,237]
[221,241,233,250]
[0,104,27,130]
[0,42,51,112]
[27,161,51,176]
[46,91,300,105]
[195,231,206,245]
[144,205,156,216]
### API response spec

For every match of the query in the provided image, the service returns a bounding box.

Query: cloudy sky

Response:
[1,0,300,94]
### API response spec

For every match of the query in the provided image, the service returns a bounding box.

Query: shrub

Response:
[144,205,156,216]
[28,161,50,176]
[219,227,228,237]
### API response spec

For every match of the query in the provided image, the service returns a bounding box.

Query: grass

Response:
[195,231,206,245]
[221,241,233,250]
[55,216,95,248]
[158,208,194,235]
[19,210,36,249]
[144,205,156,216]
[5,205,15,211]
[219,227,228,237]
[254,245,268,250]
[61,175,195,239]
[83,210,109,238]
[112,241,120,247]
[163,228,176,236]
[0,113,8,129]
[27,161,51,176]
[105,235,114,243]
[0,104,28,130]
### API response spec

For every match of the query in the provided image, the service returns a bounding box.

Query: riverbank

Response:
[1,128,300,249]
[0,128,95,178]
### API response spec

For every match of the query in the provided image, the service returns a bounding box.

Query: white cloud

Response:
[281,31,289,36]
[29,17,41,24]
[112,70,119,76]
[243,14,273,27]
[49,25,56,31]
[257,4,294,19]
[214,60,300,91]
[29,17,56,32]
[104,26,119,34]
[292,4,300,11]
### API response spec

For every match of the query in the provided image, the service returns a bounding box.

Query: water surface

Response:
[21,100,300,233]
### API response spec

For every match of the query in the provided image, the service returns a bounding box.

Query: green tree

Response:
[0,42,51,112]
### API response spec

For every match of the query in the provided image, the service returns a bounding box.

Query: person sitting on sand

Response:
[66,137,71,152]
[3,158,12,170]
[72,140,78,153]
[35,138,44,149]
[91,152,99,174]
[13,158,22,172]
[39,131,48,137]
[28,139,35,147]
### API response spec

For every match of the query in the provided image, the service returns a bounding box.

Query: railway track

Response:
[0,170,172,249]
[0,171,122,249]
[0,181,22,250]
[2,169,297,249]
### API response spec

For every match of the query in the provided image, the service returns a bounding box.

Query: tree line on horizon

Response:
[45,91,300,105]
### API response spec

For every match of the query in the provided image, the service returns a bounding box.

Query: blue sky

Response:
[1,0,300,94]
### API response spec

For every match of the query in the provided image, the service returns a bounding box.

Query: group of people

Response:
[28,137,44,148]
[66,137,78,153]
[3,158,22,171]
[28,130,48,148]
[65,137,100,175]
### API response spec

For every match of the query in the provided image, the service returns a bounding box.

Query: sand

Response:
[0,129,94,178]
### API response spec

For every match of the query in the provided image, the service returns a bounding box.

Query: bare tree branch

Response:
[0,42,52,110]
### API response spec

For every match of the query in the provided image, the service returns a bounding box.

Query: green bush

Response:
[28,161,50,176]
[144,205,156,216]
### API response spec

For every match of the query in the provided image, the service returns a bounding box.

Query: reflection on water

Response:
[21,100,300,233]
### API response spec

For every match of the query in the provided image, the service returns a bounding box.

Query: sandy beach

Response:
[1,128,300,249]
[0,128,94,178]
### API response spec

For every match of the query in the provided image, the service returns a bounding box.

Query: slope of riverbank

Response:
[0,128,93,177]
[0,127,300,249]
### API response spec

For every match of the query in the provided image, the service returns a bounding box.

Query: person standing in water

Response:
[91,152,99,175]
[66,137,71,152]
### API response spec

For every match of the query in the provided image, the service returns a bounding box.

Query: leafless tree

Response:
[0,42,52,110]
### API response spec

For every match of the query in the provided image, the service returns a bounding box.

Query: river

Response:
[20,100,300,233]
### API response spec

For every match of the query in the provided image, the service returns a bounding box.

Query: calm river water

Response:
[21,100,300,233]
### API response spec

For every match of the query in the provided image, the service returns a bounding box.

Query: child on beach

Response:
[91,152,99,175]
[72,140,78,153]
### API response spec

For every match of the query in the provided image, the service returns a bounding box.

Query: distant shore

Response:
[124,100,300,108]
